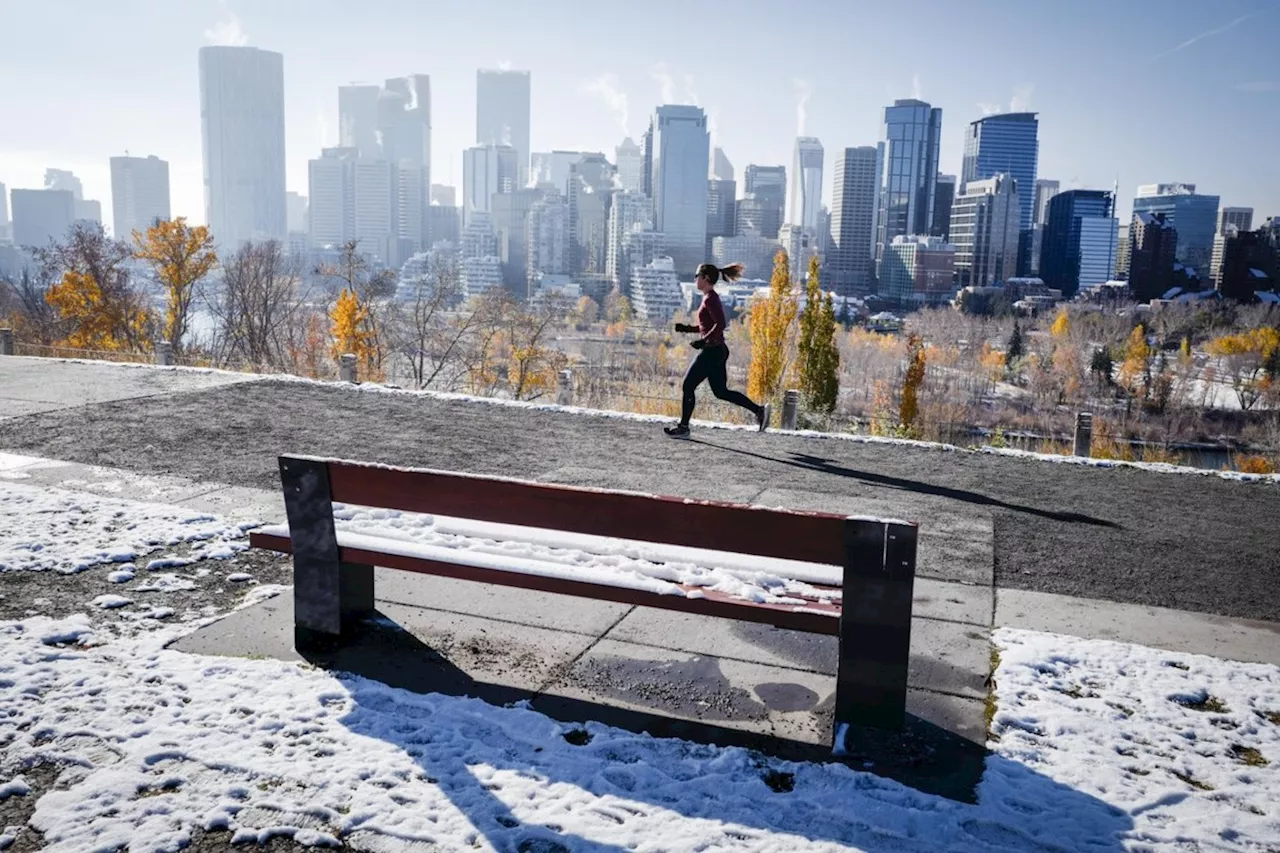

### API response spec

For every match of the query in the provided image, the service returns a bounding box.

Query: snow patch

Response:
[91,594,133,609]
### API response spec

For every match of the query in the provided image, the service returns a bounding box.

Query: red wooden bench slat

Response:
[250,530,843,636]
[322,461,850,567]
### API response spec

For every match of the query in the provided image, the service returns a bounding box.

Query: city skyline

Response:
[1,1,1277,248]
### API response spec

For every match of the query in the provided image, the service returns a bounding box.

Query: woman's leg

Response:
[680,350,713,425]
[706,346,761,416]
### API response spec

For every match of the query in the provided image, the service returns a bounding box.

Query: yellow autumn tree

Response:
[1050,308,1071,339]
[133,218,218,354]
[747,249,798,401]
[1117,324,1151,398]
[899,332,927,437]
[329,288,376,370]
[44,270,149,352]
[1206,327,1280,410]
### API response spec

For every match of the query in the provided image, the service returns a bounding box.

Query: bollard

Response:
[154,341,173,366]
[339,354,358,383]
[1074,412,1093,458]
[556,370,574,407]
[781,389,800,431]
[0,328,13,356]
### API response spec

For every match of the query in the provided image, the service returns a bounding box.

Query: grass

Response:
[1170,769,1214,791]
[1265,711,1280,727]
[1230,745,1269,767]
[984,646,1002,741]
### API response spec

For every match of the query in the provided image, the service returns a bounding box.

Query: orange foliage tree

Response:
[133,218,218,354]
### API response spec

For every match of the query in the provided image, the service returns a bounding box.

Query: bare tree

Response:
[1,268,59,344]
[204,240,311,370]
[391,262,477,390]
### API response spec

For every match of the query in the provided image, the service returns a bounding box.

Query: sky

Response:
[1,0,1278,237]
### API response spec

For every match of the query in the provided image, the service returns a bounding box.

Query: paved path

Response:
[2,358,1277,621]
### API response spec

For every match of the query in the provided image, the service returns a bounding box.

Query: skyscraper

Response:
[1217,207,1253,235]
[706,179,736,255]
[649,105,710,274]
[875,99,942,273]
[742,165,785,238]
[1041,189,1117,296]
[308,147,356,249]
[949,174,1021,288]
[10,189,75,248]
[462,144,518,226]
[615,138,645,193]
[199,45,286,248]
[526,194,569,290]
[338,85,381,159]
[712,147,734,182]
[568,153,613,274]
[828,146,879,294]
[1127,212,1177,301]
[1131,183,1220,275]
[351,159,395,263]
[286,191,309,234]
[1030,179,1060,274]
[606,189,653,292]
[110,155,170,238]
[932,175,956,242]
[476,69,532,187]
[788,137,824,235]
[491,187,544,293]
[45,169,100,224]
[962,113,1038,273]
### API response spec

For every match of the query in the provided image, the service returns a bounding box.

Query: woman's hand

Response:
[690,339,706,350]
[674,323,698,334]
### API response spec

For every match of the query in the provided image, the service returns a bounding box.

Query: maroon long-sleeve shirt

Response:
[696,289,727,346]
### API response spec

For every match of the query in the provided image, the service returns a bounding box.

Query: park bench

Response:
[248,454,918,749]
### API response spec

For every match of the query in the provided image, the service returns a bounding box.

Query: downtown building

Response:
[605,189,655,294]
[827,146,879,295]
[961,113,1038,274]
[874,99,943,277]
[1029,179,1060,274]
[1127,211,1178,302]
[879,236,957,305]
[949,173,1020,288]
[1131,183,1219,276]
[107,153,172,239]
[1040,189,1118,296]
[199,46,286,248]
[788,138,824,246]
[740,164,786,239]
[476,69,532,188]
[648,105,710,276]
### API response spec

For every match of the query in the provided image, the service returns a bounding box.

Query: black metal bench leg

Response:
[280,456,375,653]
[832,519,918,754]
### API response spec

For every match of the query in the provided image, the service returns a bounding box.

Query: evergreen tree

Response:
[796,255,840,413]
[1006,321,1025,362]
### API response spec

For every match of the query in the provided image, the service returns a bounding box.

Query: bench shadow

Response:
[304,614,1133,852]
[693,439,1122,529]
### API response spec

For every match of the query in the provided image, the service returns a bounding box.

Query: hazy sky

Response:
[2,0,1277,236]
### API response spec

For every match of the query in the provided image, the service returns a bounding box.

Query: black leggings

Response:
[681,344,760,425]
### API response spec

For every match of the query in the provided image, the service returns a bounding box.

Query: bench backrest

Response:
[291,455,851,566]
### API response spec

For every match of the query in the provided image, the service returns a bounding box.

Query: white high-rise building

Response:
[338,85,381,159]
[1218,206,1253,236]
[649,105,710,274]
[615,138,644,193]
[461,211,499,260]
[949,173,1020,288]
[526,195,569,287]
[308,147,357,249]
[606,190,653,291]
[461,255,504,299]
[352,160,394,263]
[199,45,286,248]
[788,137,824,236]
[828,146,878,294]
[463,144,518,226]
[476,69,531,188]
[631,255,685,324]
[110,155,171,238]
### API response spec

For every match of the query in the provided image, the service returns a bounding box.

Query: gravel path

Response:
[1,378,1277,622]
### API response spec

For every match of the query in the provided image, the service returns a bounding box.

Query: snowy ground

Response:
[2,481,1279,851]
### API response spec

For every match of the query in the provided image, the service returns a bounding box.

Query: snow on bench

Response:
[249,455,919,740]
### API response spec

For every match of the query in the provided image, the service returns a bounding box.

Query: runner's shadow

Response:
[309,614,1133,852]
[691,439,1121,528]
